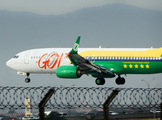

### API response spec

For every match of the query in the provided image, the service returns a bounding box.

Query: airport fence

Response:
[0,86,161,120]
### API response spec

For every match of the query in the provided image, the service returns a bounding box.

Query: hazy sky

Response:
[0,0,162,15]
[0,1,162,88]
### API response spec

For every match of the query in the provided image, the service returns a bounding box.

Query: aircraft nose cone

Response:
[6,59,12,68]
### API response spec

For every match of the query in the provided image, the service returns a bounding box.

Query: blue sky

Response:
[0,1,162,88]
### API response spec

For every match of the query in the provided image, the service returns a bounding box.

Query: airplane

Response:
[6,36,162,85]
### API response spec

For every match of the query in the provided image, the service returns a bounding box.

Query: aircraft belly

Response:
[32,68,56,73]
[18,64,33,73]
[31,64,57,73]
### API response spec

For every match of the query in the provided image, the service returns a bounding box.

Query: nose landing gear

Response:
[25,73,31,83]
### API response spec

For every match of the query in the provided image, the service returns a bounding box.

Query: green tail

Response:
[70,36,81,54]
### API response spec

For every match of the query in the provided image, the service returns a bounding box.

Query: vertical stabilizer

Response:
[70,36,81,54]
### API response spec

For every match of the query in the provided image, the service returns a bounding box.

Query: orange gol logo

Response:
[38,52,69,69]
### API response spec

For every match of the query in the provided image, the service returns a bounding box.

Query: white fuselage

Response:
[6,48,150,75]
[7,48,70,74]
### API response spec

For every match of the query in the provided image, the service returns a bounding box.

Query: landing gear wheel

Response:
[95,78,105,85]
[116,77,125,85]
[100,78,105,85]
[96,78,101,85]
[116,78,120,85]
[120,78,125,85]
[25,78,31,83]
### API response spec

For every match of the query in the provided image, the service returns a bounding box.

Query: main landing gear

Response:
[95,75,126,85]
[115,75,125,85]
[25,73,31,83]
[95,78,105,85]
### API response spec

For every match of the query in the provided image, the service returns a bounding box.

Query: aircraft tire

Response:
[100,78,105,85]
[116,78,120,85]
[95,78,105,85]
[120,77,125,85]
[116,77,125,85]
[25,78,31,83]
[95,78,101,85]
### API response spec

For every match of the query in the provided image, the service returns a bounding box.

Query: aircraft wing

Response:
[68,36,115,77]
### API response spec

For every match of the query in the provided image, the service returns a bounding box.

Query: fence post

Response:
[39,88,55,120]
[160,102,162,120]
[103,89,119,120]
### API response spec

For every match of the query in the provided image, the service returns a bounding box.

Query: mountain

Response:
[0,3,162,50]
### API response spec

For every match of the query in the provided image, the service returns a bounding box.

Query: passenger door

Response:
[24,52,30,64]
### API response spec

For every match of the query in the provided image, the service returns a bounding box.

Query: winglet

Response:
[70,36,81,54]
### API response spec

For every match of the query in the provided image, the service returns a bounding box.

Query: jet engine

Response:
[56,66,82,78]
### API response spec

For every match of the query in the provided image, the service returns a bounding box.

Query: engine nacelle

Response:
[56,66,82,78]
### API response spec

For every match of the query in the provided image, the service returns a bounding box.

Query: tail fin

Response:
[70,36,81,54]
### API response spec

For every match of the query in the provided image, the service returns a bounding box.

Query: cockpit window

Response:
[13,55,19,59]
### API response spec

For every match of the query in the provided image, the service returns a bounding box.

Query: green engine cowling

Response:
[56,66,82,78]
